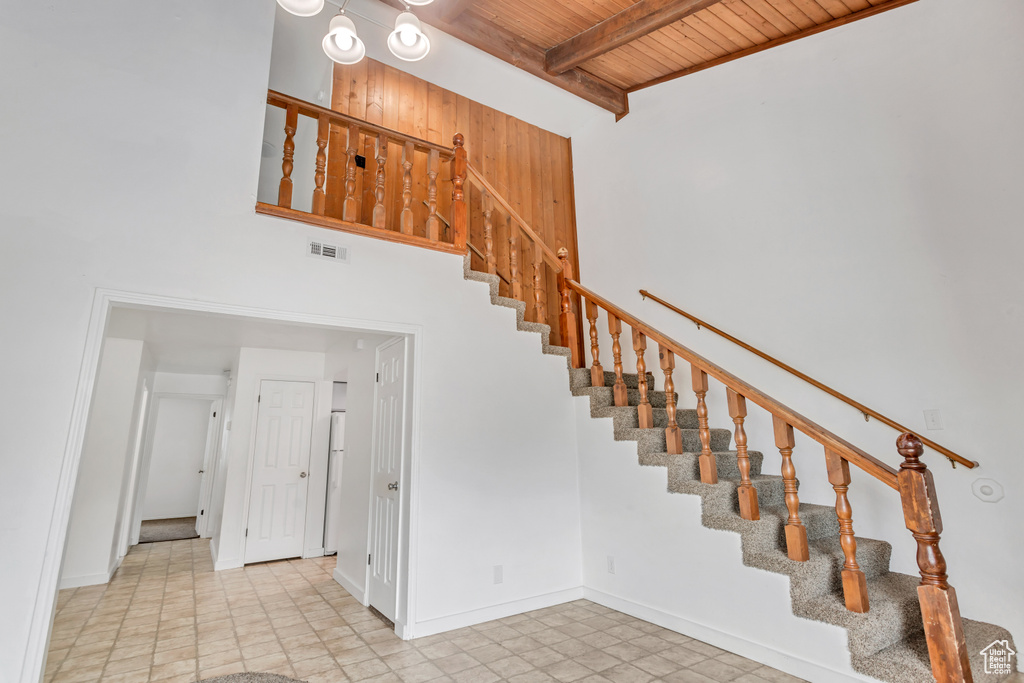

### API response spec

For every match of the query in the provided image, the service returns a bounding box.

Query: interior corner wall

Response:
[59,338,145,588]
[569,0,1024,657]
[323,337,384,599]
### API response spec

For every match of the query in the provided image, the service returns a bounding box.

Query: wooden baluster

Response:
[824,448,869,613]
[608,314,628,407]
[897,433,972,683]
[312,114,329,216]
[726,388,759,520]
[372,133,388,229]
[482,192,496,275]
[586,299,604,387]
[343,123,360,222]
[632,328,653,428]
[773,417,808,561]
[450,134,467,251]
[533,242,546,323]
[556,248,582,368]
[508,228,522,300]
[401,141,415,235]
[278,104,298,209]
[426,149,440,241]
[692,368,717,484]
[660,345,682,454]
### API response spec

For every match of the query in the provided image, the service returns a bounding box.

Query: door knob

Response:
[388,481,399,491]
[300,472,307,478]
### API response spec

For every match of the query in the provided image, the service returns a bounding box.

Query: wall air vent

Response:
[308,240,350,264]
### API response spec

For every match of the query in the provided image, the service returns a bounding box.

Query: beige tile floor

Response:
[45,538,806,683]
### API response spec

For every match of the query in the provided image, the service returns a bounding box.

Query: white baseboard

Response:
[59,555,123,590]
[304,547,326,559]
[333,567,366,604]
[407,586,584,640]
[583,588,877,683]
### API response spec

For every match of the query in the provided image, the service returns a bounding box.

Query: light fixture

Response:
[277,0,324,17]
[405,0,434,5]
[387,11,430,62]
[322,11,366,65]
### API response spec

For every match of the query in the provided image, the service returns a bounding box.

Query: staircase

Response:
[464,255,1017,683]
[255,89,1017,682]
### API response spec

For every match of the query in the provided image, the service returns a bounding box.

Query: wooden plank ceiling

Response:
[379,0,918,117]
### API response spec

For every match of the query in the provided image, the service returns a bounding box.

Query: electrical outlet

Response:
[607,556,615,575]
[493,565,503,584]
[923,409,943,431]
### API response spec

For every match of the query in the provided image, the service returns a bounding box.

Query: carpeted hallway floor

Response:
[45,538,808,683]
[138,518,200,544]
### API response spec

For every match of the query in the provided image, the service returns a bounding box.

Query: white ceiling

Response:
[106,305,395,375]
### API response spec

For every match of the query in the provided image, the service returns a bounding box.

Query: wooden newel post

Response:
[897,433,973,683]
[450,133,468,252]
[557,248,582,369]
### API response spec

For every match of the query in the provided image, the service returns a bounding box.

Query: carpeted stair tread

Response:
[856,618,1018,683]
[468,263,1017,683]
[794,571,924,658]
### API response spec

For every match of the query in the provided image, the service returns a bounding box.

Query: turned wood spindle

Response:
[482,192,496,275]
[773,417,808,562]
[660,345,682,454]
[372,134,388,229]
[343,123,360,222]
[508,228,522,300]
[399,141,415,235]
[608,314,628,407]
[726,388,759,520]
[586,299,604,387]
[312,114,329,216]
[426,149,440,241]
[692,368,717,484]
[450,134,467,251]
[632,328,654,429]
[896,433,972,683]
[278,104,298,209]
[533,242,546,324]
[824,448,869,613]
[556,248,581,368]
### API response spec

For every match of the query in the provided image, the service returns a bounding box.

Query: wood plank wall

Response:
[327,58,579,335]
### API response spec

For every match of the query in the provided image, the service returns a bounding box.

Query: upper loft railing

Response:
[552,263,974,683]
[256,90,575,347]
[638,289,977,470]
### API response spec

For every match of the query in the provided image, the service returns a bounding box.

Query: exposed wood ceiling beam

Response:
[375,0,628,117]
[545,0,721,75]
[627,0,920,93]
[439,0,474,23]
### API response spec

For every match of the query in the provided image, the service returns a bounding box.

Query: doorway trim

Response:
[25,288,425,683]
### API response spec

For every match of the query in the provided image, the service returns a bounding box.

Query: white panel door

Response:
[368,338,407,621]
[245,380,315,564]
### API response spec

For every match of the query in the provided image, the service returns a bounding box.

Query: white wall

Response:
[323,338,384,597]
[140,397,214,520]
[570,0,1024,659]
[0,4,589,681]
[59,338,145,588]
[152,372,230,396]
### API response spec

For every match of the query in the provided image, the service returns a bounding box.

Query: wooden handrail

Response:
[267,90,454,158]
[639,289,977,470]
[569,280,899,489]
[464,162,562,268]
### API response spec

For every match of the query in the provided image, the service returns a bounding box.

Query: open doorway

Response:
[35,290,420,683]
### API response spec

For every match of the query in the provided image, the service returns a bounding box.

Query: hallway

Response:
[45,540,804,683]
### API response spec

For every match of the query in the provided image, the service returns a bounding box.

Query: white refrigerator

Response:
[324,411,346,555]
